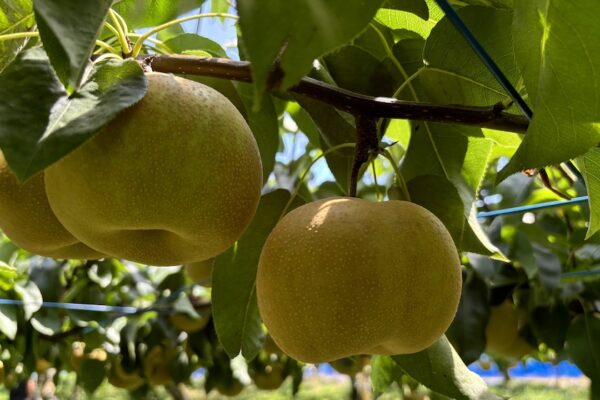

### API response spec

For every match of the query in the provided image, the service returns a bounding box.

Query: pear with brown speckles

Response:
[44,73,262,266]
[257,197,462,363]
[0,151,103,259]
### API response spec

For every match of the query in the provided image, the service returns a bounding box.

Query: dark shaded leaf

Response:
[0,49,147,182]
[238,0,385,96]
[446,269,489,364]
[393,336,500,399]
[212,190,303,359]
[33,0,112,88]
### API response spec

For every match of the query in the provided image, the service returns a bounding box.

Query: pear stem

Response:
[349,115,379,197]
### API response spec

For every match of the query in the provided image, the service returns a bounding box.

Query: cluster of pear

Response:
[0,73,263,266]
[0,71,463,364]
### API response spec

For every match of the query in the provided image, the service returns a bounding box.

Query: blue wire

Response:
[0,299,139,315]
[433,0,533,120]
[477,196,589,218]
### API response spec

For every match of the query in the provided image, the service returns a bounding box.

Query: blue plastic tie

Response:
[477,196,589,218]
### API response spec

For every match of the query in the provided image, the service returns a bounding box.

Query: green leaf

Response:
[446,269,489,365]
[530,303,569,351]
[531,243,561,289]
[407,175,465,247]
[371,355,404,393]
[323,45,401,97]
[286,102,320,147]
[0,262,17,291]
[30,309,62,336]
[210,0,229,14]
[236,83,279,181]
[77,357,107,394]
[452,0,513,9]
[376,0,443,38]
[383,0,429,20]
[499,1,600,180]
[238,0,385,96]
[295,96,355,192]
[422,6,517,107]
[113,0,204,28]
[393,335,500,400]
[0,49,147,182]
[163,33,227,58]
[578,148,600,238]
[0,0,34,71]
[33,0,112,89]
[566,314,600,384]
[13,280,42,320]
[0,302,17,339]
[401,122,503,258]
[212,189,303,359]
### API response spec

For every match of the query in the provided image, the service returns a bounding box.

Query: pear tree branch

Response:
[144,54,529,133]
[144,54,530,197]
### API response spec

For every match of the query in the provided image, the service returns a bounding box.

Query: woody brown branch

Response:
[145,54,529,134]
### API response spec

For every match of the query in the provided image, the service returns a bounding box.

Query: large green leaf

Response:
[383,0,429,20]
[446,269,489,365]
[401,122,503,258]
[295,97,354,192]
[238,0,385,96]
[452,0,513,9]
[499,1,600,180]
[113,0,204,28]
[33,0,112,89]
[0,48,147,182]
[376,0,443,38]
[578,148,600,237]
[162,33,227,58]
[0,0,34,71]
[393,336,500,399]
[212,190,303,359]
[422,6,517,107]
[236,83,279,181]
[407,175,465,247]
[370,355,405,393]
[566,314,600,397]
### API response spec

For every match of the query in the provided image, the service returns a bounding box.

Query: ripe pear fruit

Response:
[143,346,173,386]
[185,258,214,286]
[169,309,211,333]
[486,301,534,359]
[0,152,102,259]
[250,362,286,390]
[44,73,263,266]
[257,197,462,363]
[108,358,144,391]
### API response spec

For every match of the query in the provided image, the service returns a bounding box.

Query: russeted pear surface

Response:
[45,73,263,266]
[486,301,534,359]
[0,152,102,259]
[257,197,462,363]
